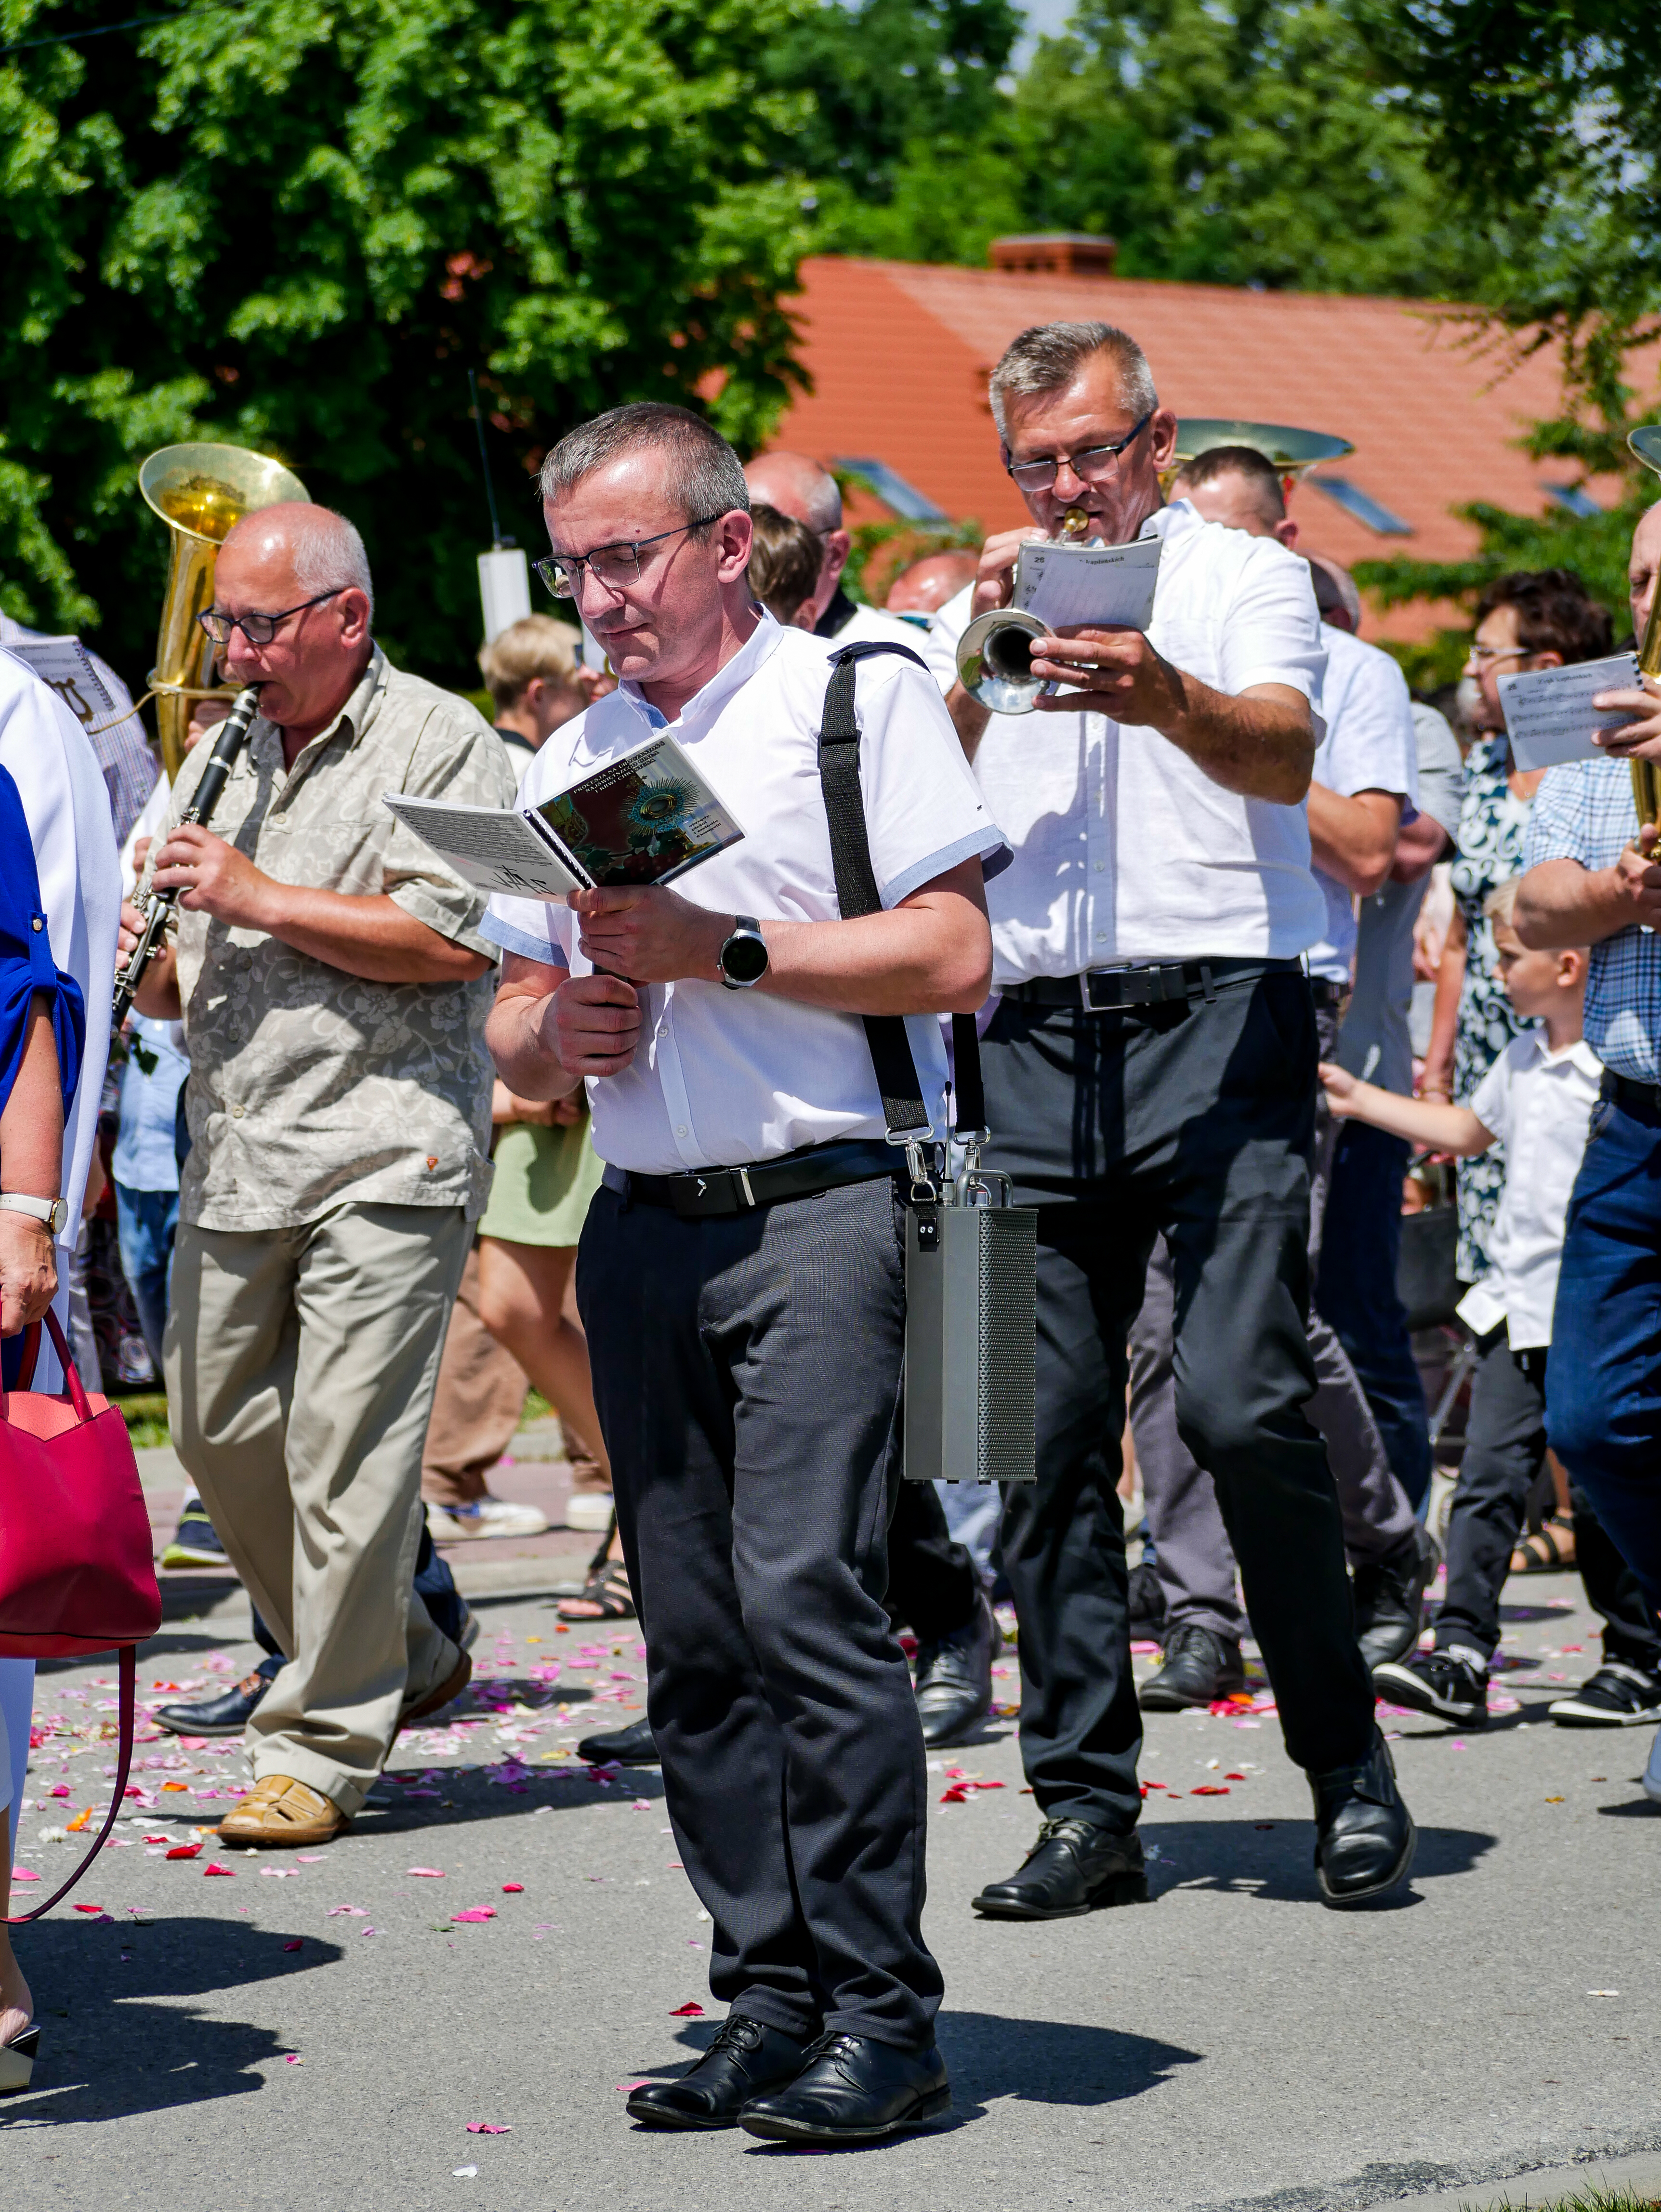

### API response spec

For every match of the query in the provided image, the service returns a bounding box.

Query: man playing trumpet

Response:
[924,319,1414,1917]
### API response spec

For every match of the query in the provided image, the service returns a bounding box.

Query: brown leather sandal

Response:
[1511,1510,1576,1575]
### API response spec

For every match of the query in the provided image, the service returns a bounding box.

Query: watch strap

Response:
[0,1192,67,1232]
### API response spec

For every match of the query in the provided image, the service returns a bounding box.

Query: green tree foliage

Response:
[798,0,1494,298]
[1,0,817,685]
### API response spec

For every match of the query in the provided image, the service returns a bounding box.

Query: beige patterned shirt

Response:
[155,648,517,1231]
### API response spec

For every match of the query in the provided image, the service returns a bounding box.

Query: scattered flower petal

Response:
[166,1843,202,1860]
[407,1867,446,1877]
[283,1939,303,1952]
[203,1862,236,1876]
[669,2002,704,2017]
[501,1883,524,1893]
[466,2123,511,2134]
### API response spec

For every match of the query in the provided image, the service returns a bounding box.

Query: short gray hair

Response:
[224,501,375,619]
[988,322,1159,441]
[539,403,749,537]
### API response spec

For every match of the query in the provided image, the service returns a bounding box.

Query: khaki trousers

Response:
[420,1242,528,1508]
[165,1202,472,1814]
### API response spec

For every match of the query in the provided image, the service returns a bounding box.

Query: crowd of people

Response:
[2,313,1660,2142]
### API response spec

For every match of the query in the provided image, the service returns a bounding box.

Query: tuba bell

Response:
[955,505,1094,716]
[139,442,309,777]
[1164,419,1353,500]
[1626,425,1661,833]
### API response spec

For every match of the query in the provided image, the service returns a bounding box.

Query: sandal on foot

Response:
[1511,1511,1575,1575]
[557,1556,635,1622]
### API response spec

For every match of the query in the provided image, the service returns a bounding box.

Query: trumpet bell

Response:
[956,607,1050,716]
[139,442,308,777]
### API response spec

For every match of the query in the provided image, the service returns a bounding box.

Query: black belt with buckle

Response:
[602,1137,901,1220]
[1603,1070,1661,1116]
[1002,955,1305,1013]
[1309,977,1348,1011]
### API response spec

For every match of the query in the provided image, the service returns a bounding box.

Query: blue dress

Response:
[0,761,86,1387]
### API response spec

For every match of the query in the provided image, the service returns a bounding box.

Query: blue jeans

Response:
[114,1182,179,1372]
[1315,1122,1432,1510]
[1546,1090,1661,1618]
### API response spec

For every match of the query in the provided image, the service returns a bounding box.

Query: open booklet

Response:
[1,635,115,729]
[1011,535,1162,632]
[1498,652,1647,772]
[384,728,744,901]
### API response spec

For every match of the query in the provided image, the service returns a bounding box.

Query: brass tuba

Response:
[139,442,308,777]
[1164,418,1354,498]
[1626,425,1661,832]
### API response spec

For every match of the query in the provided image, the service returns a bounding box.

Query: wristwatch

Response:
[0,1192,69,1234]
[717,915,769,991]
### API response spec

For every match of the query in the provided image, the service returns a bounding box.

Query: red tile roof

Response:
[770,256,1653,642]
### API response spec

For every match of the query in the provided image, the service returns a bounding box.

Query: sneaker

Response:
[1644,1725,1661,1804]
[425,1496,550,1541]
[565,1491,615,1534]
[1353,1524,1437,1673]
[1138,1624,1246,1711]
[1548,1662,1661,1727]
[161,1496,230,1571]
[1371,1647,1488,1724]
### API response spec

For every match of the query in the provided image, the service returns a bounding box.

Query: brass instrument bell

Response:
[1165,419,1353,502]
[139,442,308,777]
[954,503,1095,716]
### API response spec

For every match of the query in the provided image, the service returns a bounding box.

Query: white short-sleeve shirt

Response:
[1305,623,1420,983]
[482,613,1002,1175]
[925,500,1329,985]
[1456,1034,1603,1349]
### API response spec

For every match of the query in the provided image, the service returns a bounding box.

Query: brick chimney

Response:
[989,233,1117,277]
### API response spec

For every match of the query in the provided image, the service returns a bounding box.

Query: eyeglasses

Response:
[1005,410,1155,494]
[535,515,723,600]
[198,589,343,646]
[1466,641,1529,667]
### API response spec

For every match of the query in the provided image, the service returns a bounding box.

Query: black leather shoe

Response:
[914,1586,996,1747]
[1353,1523,1437,1672]
[578,1714,658,1765]
[1138,1623,1246,1711]
[627,2014,812,2130]
[738,2030,949,2144]
[972,1815,1147,1919]
[154,1653,282,1737]
[1310,1729,1416,1907]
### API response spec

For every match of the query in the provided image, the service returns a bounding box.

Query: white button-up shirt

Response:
[923,500,1329,987]
[1305,622,1420,982]
[482,613,1002,1175]
[1456,1034,1603,1350]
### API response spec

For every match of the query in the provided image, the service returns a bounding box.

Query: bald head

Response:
[1632,499,1661,645]
[212,500,376,745]
[885,551,980,617]
[741,451,847,625]
[221,501,375,619]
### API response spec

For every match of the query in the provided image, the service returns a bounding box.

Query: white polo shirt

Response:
[924,500,1329,987]
[827,598,926,652]
[1456,1034,1603,1349]
[482,612,1002,1175]
[1305,623,1419,983]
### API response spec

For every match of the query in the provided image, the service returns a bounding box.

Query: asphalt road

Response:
[5,1566,1658,2212]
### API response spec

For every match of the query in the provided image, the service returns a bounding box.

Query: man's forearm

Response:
[485,981,585,1101]
[257,887,491,983]
[1307,786,1403,897]
[1160,674,1314,804]
[758,892,992,1018]
[1515,858,1630,949]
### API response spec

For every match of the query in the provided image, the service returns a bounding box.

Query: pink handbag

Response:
[2,1308,162,1920]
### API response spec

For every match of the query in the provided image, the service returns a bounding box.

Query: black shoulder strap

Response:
[816,641,986,1143]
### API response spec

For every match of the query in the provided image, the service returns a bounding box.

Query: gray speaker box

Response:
[903,1196,1037,1485]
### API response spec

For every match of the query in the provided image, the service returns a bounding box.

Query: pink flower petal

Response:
[501,1883,524,1893]
[669,2001,704,2016]
[466,2123,511,2134]
[406,1867,446,1877]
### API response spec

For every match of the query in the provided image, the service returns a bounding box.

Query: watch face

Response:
[722,931,769,985]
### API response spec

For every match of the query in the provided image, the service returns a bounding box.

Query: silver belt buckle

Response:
[1080,965,1126,1012]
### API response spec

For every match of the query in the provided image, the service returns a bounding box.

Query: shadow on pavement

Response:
[0,1917,343,2128]
[1139,1817,1494,1903]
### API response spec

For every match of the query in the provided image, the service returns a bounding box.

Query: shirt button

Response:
[1094,862,1105,872]
[231,1104,244,1119]
[31,917,43,932]
[675,1125,689,1138]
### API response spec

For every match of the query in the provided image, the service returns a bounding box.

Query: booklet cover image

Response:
[533,736,742,887]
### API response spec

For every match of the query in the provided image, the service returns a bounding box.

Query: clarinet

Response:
[112,685,263,1029]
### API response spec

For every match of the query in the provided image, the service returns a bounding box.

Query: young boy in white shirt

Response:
[1320,879,1661,1725]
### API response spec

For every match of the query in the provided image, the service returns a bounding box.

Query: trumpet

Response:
[112,685,264,1029]
[955,505,1093,716]
[1626,424,1661,834]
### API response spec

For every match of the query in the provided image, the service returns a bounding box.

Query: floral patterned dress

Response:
[1449,736,1540,1280]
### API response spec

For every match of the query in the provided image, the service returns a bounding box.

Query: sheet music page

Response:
[382,795,587,899]
[1,636,114,724]
[1499,652,1646,771]
[1012,537,1162,632]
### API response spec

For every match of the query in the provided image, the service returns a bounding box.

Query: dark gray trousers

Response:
[577,1176,941,2051]
[980,973,1377,1834]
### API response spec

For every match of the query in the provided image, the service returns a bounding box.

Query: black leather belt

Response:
[1603,1070,1661,1116]
[602,1137,900,1219]
[1002,955,1305,1013]
[1309,977,1348,1011]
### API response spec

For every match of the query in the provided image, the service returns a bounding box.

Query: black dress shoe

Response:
[154,1654,282,1737]
[627,2014,812,2130]
[1354,1523,1437,1672]
[1310,1729,1416,1907]
[739,2030,949,2144]
[914,1586,996,1747]
[578,1714,658,1765]
[972,1815,1147,1919]
[1138,1623,1246,1711]
[1127,1556,1167,1638]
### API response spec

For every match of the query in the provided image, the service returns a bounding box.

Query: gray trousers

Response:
[1129,1002,1417,1640]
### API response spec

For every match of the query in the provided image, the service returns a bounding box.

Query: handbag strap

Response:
[7,1645,137,1922]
